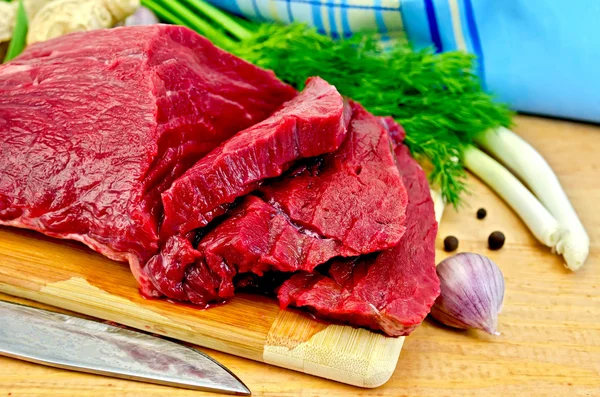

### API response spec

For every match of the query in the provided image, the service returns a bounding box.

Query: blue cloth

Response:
[208,0,600,123]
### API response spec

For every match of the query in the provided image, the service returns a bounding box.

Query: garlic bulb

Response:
[430,253,505,335]
[1,0,56,43]
[0,2,18,43]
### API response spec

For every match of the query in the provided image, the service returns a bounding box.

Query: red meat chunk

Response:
[0,25,295,288]
[162,102,408,305]
[160,77,350,238]
[277,138,440,337]
[145,78,351,300]
[261,101,408,254]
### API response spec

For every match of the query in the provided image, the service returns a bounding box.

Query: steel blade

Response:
[0,300,250,395]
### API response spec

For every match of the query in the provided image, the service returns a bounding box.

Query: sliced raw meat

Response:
[153,102,409,304]
[145,78,351,301]
[149,192,353,304]
[278,138,440,337]
[201,195,351,276]
[145,234,210,303]
[261,101,408,254]
[149,199,339,303]
[160,77,350,238]
[147,194,348,305]
[0,25,295,289]
[197,195,356,300]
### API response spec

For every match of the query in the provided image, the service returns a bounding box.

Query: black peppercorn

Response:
[444,236,459,252]
[488,231,505,250]
[477,208,487,220]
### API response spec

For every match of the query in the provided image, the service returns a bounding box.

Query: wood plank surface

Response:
[0,214,404,387]
[0,115,599,396]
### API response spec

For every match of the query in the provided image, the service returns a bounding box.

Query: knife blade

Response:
[0,300,250,395]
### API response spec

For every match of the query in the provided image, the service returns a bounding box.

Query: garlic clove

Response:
[430,253,505,335]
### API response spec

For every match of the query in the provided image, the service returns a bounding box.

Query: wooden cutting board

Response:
[0,221,411,387]
[1,115,599,396]
[0,179,446,387]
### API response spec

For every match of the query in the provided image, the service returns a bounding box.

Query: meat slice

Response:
[160,77,350,238]
[145,193,350,305]
[261,101,408,254]
[201,195,350,276]
[146,79,351,301]
[0,25,295,289]
[277,137,440,337]
[193,195,355,301]
[160,102,408,305]
[380,116,406,144]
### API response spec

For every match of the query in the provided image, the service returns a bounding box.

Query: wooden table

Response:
[1,115,598,397]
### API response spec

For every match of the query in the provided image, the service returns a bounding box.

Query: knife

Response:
[0,300,250,395]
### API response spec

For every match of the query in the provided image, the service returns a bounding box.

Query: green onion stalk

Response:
[4,0,28,62]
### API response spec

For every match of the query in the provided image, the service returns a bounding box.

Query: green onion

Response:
[182,0,251,40]
[475,127,589,270]
[141,0,234,48]
[463,146,562,251]
[4,0,28,62]
[142,0,188,27]
[228,13,258,32]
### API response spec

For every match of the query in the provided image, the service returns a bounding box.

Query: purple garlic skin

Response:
[430,253,505,335]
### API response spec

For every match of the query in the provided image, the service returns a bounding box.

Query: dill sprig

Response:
[142,0,513,207]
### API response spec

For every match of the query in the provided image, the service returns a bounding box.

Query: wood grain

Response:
[1,115,599,396]
[0,225,405,387]
[0,226,277,361]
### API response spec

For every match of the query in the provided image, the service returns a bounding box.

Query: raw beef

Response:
[380,116,406,144]
[261,101,408,254]
[160,77,350,238]
[0,25,296,288]
[155,195,352,304]
[277,134,440,337]
[145,78,351,301]
[201,195,351,276]
[152,101,408,305]
[0,25,439,337]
